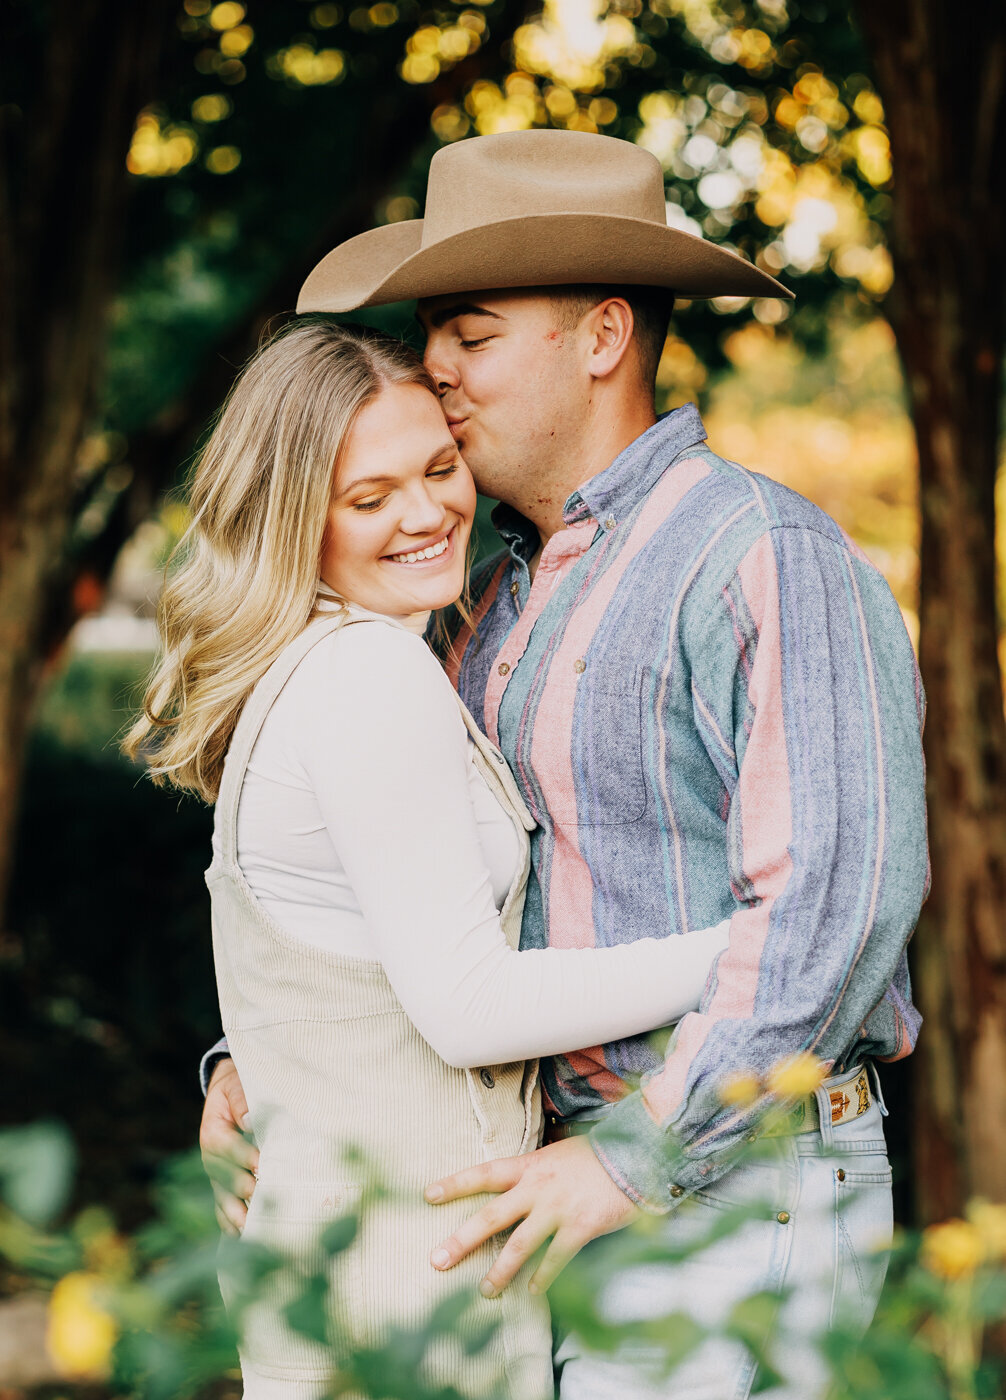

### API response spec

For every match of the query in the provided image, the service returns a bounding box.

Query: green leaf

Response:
[0,1121,76,1226]
[285,1269,332,1345]
[320,1212,359,1256]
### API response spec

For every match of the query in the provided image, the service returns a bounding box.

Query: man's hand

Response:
[199,1058,259,1236]
[425,1136,640,1296]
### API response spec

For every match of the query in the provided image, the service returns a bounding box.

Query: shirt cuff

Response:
[199,1036,231,1096]
[588,1092,726,1215]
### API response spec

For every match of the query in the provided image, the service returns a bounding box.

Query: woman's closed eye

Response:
[460,337,492,349]
[350,463,459,512]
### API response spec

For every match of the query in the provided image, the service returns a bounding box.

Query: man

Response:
[201,130,928,1395]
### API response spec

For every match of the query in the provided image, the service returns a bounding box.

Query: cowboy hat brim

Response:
[297,212,792,313]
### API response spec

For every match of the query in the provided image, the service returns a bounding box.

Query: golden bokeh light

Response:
[126,110,198,177]
[219,23,254,56]
[269,44,346,85]
[191,93,232,122]
[513,0,637,93]
[382,194,419,222]
[209,2,245,30]
[401,14,483,84]
[431,103,471,141]
[205,144,241,173]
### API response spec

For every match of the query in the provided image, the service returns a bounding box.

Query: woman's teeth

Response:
[388,536,449,565]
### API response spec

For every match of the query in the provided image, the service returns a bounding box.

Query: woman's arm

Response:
[299,623,730,1069]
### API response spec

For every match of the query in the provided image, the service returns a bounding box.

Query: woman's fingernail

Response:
[479,1279,497,1298]
[431,1249,450,1269]
[425,1185,444,1202]
[241,1114,251,1132]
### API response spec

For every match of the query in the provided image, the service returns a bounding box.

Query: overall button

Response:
[604,517,617,529]
[573,659,586,674]
[836,1169,846,1182]
[497,662,510,676]
[479,1069,495,1088]
[669,1184,684,1198]
[510,581,519,596]
[776,1211,791,1224]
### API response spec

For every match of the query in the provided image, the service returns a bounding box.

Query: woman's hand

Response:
[199,1058,259,1235]
[425,1136,640,1295]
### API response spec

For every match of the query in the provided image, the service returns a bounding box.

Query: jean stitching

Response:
[830,1175,869,1329]
[735,1136,800,1400]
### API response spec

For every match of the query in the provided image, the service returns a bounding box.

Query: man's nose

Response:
[423,335,459,394]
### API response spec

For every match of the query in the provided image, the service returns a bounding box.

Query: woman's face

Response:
[320,382,476,617]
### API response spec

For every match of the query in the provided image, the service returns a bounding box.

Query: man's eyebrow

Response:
[338,443,457,495]
[419,302,505,330]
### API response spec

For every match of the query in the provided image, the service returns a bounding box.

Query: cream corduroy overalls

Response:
[206,613,553,1400]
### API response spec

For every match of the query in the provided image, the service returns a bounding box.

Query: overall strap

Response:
[216,613,355,866]
[455,695,536,833]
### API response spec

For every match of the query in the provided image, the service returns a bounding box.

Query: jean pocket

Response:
[830,1159,893,1332]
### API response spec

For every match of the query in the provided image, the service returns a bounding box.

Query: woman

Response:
[126,319,729,1399]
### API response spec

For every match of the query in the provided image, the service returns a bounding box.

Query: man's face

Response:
[416,290,589,510]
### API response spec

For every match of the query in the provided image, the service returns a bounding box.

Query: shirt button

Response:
[573,659,586,674]
[498,662,510,676]
[510,581,519,596]
[669,1184,684,1198]
[479,1069,495,1089]
[836,1169,846,1182]
[776,1211,791,1224]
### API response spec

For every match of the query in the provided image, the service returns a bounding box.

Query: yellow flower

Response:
[921,1220,985,1280]
[719,1071,763,1109]
[767,1052,827,1099]
[966,1200,1006,1262]
[47,1272,118,1379]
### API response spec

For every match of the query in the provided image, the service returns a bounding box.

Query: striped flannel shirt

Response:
[444,403,929,1213]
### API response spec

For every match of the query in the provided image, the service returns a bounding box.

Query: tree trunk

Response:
[0,0,171,920]
[0,0,534,929]
[856,0,1006,1218]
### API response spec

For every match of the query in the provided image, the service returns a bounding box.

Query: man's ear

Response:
[584,297,635,380]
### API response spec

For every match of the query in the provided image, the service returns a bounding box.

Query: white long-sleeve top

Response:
[228,601,730,1070]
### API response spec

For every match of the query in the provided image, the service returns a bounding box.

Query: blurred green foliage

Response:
[2,1121,1004,1398]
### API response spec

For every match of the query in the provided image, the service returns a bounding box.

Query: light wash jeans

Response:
[554,1066,893,1399]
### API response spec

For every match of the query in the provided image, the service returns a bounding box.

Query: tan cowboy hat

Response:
[297,129,792,312]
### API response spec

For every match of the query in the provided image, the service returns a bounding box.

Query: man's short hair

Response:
[550,285,674,387]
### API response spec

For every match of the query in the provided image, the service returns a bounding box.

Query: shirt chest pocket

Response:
[526,668,648,827]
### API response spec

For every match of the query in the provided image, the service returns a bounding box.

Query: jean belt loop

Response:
[867,1060,889,1117]
[813,1081,836,1149]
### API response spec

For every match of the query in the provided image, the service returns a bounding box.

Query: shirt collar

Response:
[490,403,708,556]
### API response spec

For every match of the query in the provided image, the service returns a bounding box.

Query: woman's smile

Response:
[384,525,456,568]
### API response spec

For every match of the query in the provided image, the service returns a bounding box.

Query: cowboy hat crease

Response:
[297,129,793,313]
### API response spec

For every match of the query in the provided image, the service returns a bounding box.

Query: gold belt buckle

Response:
[829,1067,872,1125]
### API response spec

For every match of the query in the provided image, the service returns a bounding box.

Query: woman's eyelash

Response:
[350,463,458,510]
[460,337,490,348]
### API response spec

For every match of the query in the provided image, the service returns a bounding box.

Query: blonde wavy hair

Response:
[123,317,439,803]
